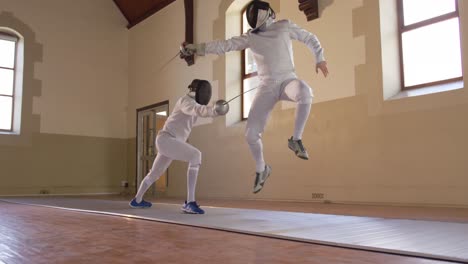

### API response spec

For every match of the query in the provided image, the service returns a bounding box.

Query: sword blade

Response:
[225,86,259,104]
[156,51,181,73]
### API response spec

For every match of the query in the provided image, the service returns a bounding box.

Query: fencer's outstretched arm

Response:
[204,34,250,55]
[182,35,248,57]
[180,97,217,118]
[288,20,325,63]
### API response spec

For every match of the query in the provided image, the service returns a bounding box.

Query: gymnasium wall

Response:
[1,0,466,206]
[127,0,468,207]
[0,0,129,195]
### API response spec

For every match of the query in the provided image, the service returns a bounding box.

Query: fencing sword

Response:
[157,46,260,105]
[156,50,182,73]
[223,86,259,105]
[156,43,195,73]
[215,85,259,115]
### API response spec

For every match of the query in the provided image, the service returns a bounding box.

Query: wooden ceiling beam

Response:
[113,0,132,23]
[113,0,176,29]
[183,0,194,65]
[298,0,319,21]
[127,0,176,29]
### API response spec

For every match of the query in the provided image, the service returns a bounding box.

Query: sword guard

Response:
[180,42,195,66]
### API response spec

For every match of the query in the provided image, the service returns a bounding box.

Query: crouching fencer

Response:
[130,79,229,214]
[181,0,329,194]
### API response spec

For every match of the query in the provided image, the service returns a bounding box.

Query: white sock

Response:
[187,164,200,202]
[135,176,155,203]
[249,139,265,173]
[246,128,266,173]
[134,154,172,203]
[293,103,311,140]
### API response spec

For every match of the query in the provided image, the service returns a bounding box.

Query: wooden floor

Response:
[1,197,467,263]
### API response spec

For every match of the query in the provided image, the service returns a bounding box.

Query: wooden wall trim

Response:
[298,0,319,21]
[113,0,177,29]
[183,0,195,65]
[128,0,176,29]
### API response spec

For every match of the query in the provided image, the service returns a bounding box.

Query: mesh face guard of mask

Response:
[246,1,275,31]
[188,79,212,105]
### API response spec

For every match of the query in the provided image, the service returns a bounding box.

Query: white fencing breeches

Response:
[135,133,202,203]
[246,78,313,172]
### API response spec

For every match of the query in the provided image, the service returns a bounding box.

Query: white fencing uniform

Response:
[205,19,325,172]
[135,95,217,203]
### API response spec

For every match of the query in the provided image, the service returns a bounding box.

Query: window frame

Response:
[397,0,463,91]
[241,8,258,120]
[0,32,18,132]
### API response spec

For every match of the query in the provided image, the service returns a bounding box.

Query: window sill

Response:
[388,80,464,101]
[0,131,20,136]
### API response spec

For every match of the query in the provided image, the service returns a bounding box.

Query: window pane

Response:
[243,10,251,32]
[243,76,260,119]
[0,39,16,69]
[245,49,258,74]
[403,0,456,26]
[0,96,13,130]
[402,18,462,87]
[0,68,14,96]
[243,10,258,75]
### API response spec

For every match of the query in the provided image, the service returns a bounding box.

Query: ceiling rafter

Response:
[298,0,319,21]
[113,0,176,29]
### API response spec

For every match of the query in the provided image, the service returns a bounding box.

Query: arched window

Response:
[0,32,18,132]
[398,0,462,90]
[241,9,259,120]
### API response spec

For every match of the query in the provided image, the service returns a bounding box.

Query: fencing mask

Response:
[188,79,212,105]
[246,0,275,32]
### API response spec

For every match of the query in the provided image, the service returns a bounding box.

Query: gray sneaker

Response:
[288,137,309,160]
[253,165,272,194]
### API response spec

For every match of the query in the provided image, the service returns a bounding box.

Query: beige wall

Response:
[0,0,129,139]
[0,133,127,195]
[1,0,466,205]
[127,0,468,207]
[128,0,190,138]
[282,0,364,107]
[0,0,129,195]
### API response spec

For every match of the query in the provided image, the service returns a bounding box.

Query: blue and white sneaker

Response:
[182,201,205,214]
[129,198,152,208]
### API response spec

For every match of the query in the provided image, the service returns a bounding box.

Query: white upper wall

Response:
[126,0,365,137]
[0,0,129,138]
[128,0,200,138]
[126,0,468,206]
[279,0,364,106]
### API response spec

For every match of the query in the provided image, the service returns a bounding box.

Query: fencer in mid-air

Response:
[181,0,329,194]
[130,79,229,214]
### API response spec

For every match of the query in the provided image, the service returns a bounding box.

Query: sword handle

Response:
[180,42,195,66]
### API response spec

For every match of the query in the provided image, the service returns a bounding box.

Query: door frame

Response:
[135,100,169,193]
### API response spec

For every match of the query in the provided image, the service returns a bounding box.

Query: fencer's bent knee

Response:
[245,128,261,145]
[188,163,200,171]
[189,149,202,165]
[297,81,313,104]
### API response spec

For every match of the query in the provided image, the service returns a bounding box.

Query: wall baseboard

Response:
[0,192,120,198]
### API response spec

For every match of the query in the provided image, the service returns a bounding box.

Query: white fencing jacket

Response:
[205,19,325,80]
[160,95,216,141]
